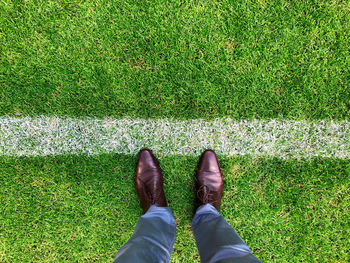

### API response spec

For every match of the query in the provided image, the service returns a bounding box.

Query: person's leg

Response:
[193,150,261,263]
[192,204,261,263]
[114,149,176,263]
[114,205,176,263]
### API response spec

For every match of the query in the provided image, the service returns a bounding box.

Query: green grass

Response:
[0,0,349,119]
[0,154,349,262]
[0,0,349,262]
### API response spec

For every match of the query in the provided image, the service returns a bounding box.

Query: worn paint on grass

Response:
[0,117,349,159]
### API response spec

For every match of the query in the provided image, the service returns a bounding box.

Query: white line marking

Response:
[0,117,348,158]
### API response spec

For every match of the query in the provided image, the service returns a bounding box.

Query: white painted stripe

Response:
[0,117,348,159]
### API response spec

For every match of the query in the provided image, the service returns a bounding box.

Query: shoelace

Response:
[197,185,215,204]
[146,187,160,204]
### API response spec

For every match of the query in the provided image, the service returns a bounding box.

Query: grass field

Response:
[0,0,349,262]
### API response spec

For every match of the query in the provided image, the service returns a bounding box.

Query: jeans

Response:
[114,204,261,263]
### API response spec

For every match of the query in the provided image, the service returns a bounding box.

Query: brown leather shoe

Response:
[196,150,224,211]
[135,149,167,213]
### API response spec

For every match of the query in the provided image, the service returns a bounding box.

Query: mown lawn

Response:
[0,0,349,262]
[0,0,349,119]
[0,155,349,262]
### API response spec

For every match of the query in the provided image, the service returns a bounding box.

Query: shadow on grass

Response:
[0,154,348,262]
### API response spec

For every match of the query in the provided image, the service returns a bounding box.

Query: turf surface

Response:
[0,0,349,119]
[0,0,349,262]
[0,155,349,262]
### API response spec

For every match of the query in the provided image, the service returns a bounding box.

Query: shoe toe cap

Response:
[198,150,221,172]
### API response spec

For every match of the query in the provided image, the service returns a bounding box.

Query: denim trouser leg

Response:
[114,205,176,263]
[192,204,261,263]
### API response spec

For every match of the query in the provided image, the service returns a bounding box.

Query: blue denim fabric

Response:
[192,204,261,263]
[114,205,176,263]
[115,204,261,263]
